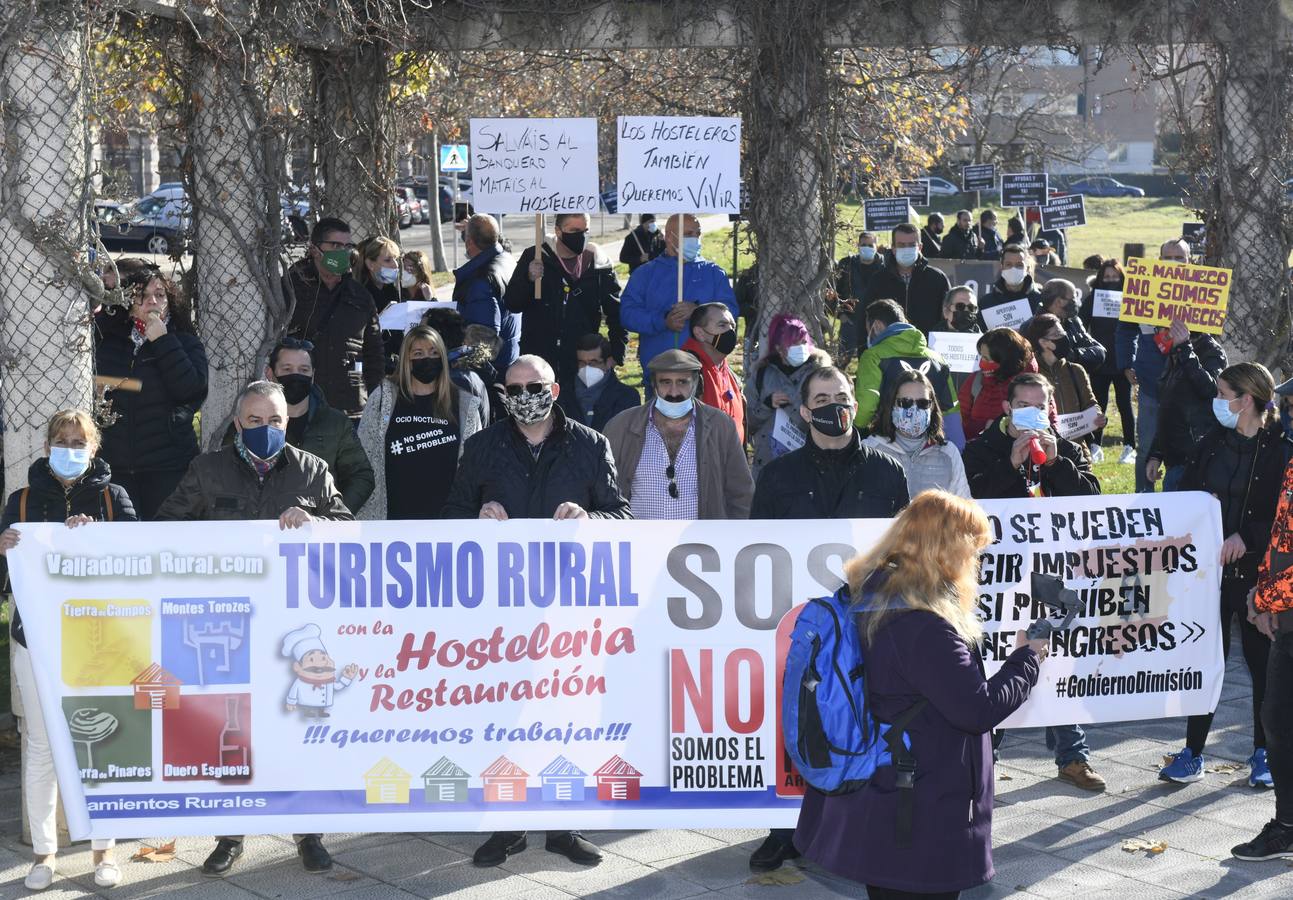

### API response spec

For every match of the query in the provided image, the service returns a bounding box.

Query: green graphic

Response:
[62,696,153,783]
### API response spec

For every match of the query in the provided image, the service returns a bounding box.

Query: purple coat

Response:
[794,609,1039,893]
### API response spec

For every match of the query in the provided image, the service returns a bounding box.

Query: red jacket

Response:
[957,359,1054,441]
[682,336,746,444]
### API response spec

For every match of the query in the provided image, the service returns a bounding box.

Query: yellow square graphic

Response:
[61,600,153,687]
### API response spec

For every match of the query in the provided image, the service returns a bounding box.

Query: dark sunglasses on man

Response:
[504,381,550,397]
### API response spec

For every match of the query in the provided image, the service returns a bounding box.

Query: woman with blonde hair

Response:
[356,235,402,313]
[356,325,487,519]
[795,490,1046,900]
[0,410,138,890]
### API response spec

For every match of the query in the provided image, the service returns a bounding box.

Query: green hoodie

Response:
[853,324,959,427]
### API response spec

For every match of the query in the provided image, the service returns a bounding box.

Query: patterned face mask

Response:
[503,387,555,425]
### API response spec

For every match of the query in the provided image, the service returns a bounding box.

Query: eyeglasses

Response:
[278,337,315,352]
[953,302,978,312]
[666,464,679,500]
[504,381,550,397]
[895,398,933,410]
[316,240,357,251]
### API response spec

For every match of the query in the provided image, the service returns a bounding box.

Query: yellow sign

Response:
[1118,257,1231,335]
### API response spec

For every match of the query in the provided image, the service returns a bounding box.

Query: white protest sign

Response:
[1092,289,1123,319]
[771,407,807,454]
[981,298,1034,330]
[1055,406,1101,440]
[469,118,600,214]
[378,300,455,332]
[927,332,980,374]
[617,116,741,214]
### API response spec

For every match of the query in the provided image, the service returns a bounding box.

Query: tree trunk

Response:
[429,133,448,272]
[186,32,289,448]
[313,42,396,240]
[0,2,94,492]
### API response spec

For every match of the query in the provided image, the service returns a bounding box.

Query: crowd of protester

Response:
[6,206,1293,899]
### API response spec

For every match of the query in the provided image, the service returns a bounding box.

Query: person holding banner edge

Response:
[1,410,138,891]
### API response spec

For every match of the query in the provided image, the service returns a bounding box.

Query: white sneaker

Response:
[1089,444,1104,463]
[95,860,122,888]
[1119,445,1137,465]
[25,862,56,891]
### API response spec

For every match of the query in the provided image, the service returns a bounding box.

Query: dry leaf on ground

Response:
[998,772,1013,781]
[1121,837,1168,855]
[327,871,362,882]
[131,841,176,863]
[745,867,806,886]
[1207,762,1243,774]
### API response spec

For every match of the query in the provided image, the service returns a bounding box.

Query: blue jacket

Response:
[1114,322,1166,400]
[619,254,737,370]
[453,246,520,373]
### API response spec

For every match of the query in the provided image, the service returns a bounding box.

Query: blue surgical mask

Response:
[48,446,91,480]
[682,236,702,262]
[785,344,810,366]
[654,394,695,419]
[239,423,287,460]
[1010,406,1050,432]
[1213,397,1240,430]
[858,246,877,262]
[377,266,400,285]
[646,221,659,234]
[894,246,919,267]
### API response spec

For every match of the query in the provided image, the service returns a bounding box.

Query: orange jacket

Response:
[681,337,746,444]
[1254,458,1293,614]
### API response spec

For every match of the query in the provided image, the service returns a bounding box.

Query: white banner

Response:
[11,496,1222,839]
[981,297,1034,330]
[469,118,600,215]
[616,116,741,214]
[927,332,980,373]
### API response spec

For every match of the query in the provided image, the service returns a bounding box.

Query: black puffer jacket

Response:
[860,254,952,336]
[441,405,631,519]
[1081,275,1122,376]
[95,308,207,475]
[963,417,1100,499]
[1149,335,1228,466]
[750,430,909,519]
[1181,422,1286,581]
[4,457,138,647]
[980,275,1043,329]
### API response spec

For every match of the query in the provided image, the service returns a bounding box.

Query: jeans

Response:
[1263,632,1293,824]
[1045,724,1090,767]
[1135,392,1159,493]
[15,644,114,855]
[1163,464,1187,493]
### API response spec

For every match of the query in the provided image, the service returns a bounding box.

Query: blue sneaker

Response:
[1249,749,1274,789]
[1159,748,1204,783]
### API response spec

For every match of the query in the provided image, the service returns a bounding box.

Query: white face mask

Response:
[578,366,606,388]
[1001,266,1027,287]
[400,270,417,289]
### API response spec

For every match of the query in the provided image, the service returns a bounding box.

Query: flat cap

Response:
[648,349,702,374]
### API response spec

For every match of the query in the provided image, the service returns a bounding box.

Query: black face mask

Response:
[709,329,737,356]
[278,373,313,405]
[410,357,443,385]
[810,402,853,438]
[1050,335,1072,359]
[1061,300,1079,319]
[952,309,978,331]
[560,231,587,254]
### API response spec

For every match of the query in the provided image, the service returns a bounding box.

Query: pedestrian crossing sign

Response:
[440,144,469,172]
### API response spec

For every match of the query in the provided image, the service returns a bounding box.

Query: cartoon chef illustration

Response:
[281,623,358,717]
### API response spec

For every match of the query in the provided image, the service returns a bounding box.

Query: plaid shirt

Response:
[630,410,698,520]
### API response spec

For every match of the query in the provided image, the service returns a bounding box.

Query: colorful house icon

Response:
[539,756,587,801]
[364,758,411,804]
[594,755,643,801]
[131,664,182,710]
[422,756,469,804]
[481,756,528,802]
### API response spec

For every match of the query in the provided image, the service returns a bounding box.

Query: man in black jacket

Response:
[619,213,666,272]
[1037,278,1106,372]
[1146,320,1228,491]
[443,355,628,868]
[557,334,641,432]
[284,217,384,418]
[941,209,982,260]
[828,231,884,361]
[962,373,1104,795]
[980,244,1042,330]
[920,213,944,258]
[747,365,908,871]
[860,223,951,337]
[977,209,1005,261]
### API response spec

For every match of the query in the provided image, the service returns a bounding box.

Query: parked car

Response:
[393,190,413,229]
[95,193,188,256]
[1066,176,1146,198]
[925,176,960,196]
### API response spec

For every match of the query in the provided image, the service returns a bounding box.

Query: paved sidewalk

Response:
[2,649,1291,899]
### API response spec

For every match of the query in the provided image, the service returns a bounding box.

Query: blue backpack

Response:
[781,580,927,843]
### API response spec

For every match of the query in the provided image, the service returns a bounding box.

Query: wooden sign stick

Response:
[676,213,685,307]
[534,214,544,300]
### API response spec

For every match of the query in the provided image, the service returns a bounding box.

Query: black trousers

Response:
[1186,575,1270,753]
[866,886,960,900]
[1089,370,1135,448]
[1263,632,1293,823]
[110,468,186,521]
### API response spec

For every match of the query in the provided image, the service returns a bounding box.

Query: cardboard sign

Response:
[616,116,741,214]
[962,163,997,192]
[469,118,600,214]
[898,178,930,207]
[981,297,1035,330]
[1001,173,1049,207]
[927,331,981,373]
[771,407,807,453]
[1056,405,1101,440]
[1118,257,1231,335]
[1041,194,1086,230]
[863,197,912,232]
[1091,289,1122,319]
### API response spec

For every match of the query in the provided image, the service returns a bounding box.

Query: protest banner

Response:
[1041,194,1086,230]
[962,163,996,192]
[863,197,911,232]
[898,178,930,207]
[11,498,1221,838]
[1091,289,1122,319]
[378,300,454,332]
[1001,173,1048,207]
[927,331,980,373]
[928,260,1089,302]
[981,298,1035,330]
[1119,256,1231,334]
[1055,406,1101,440]
[771,408,806,454]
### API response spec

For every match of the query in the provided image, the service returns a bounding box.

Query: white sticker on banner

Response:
[927,332,981,374]
[981,298,1034,330]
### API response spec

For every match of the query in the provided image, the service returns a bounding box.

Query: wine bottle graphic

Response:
[218,696,247,770]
